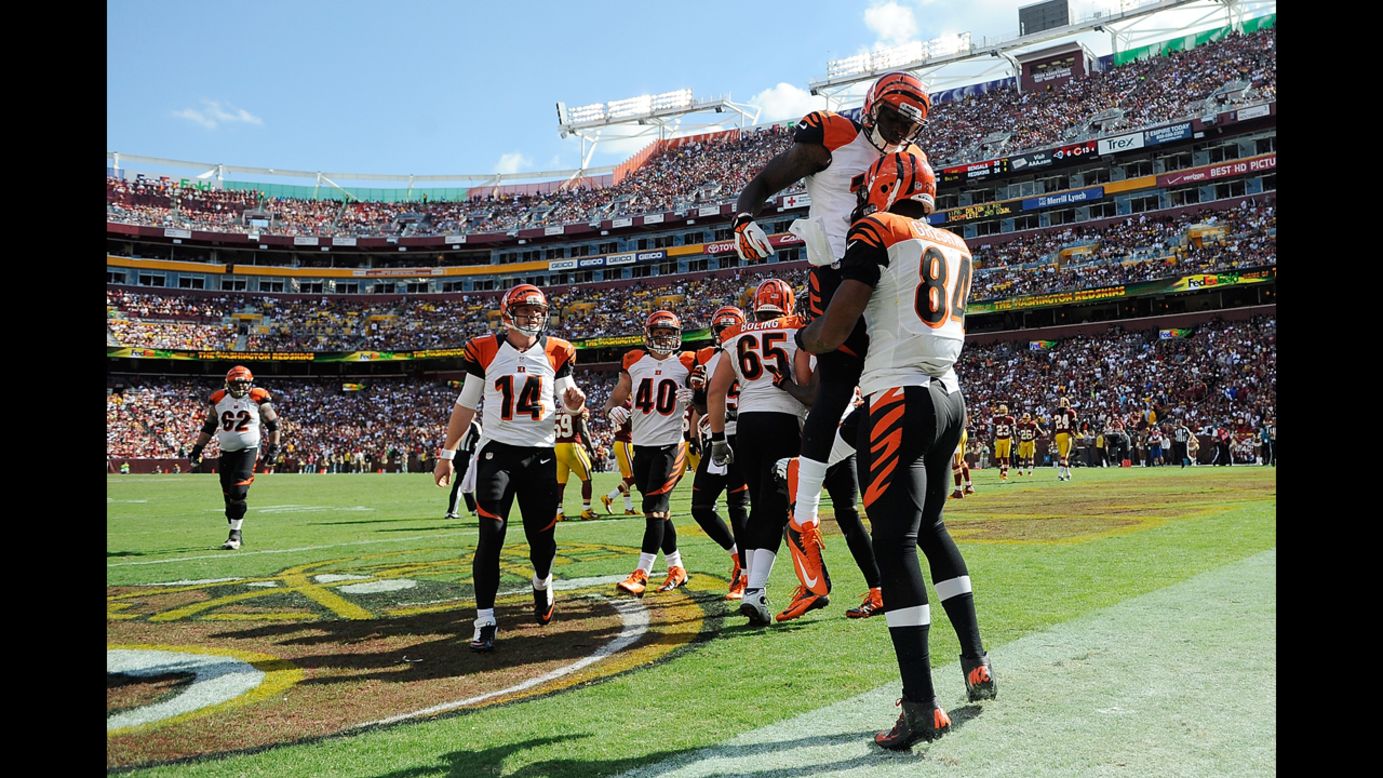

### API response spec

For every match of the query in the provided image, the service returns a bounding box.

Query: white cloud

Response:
[865,1,918,46]
[749,83,826,123]
[171,99,263,130]
[494,151,533,174]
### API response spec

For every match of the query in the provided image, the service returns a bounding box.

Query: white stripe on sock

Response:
[884,604,930,628]
[935,575,972,601]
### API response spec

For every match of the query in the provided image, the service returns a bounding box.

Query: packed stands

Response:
[106,195,1274,351]
[962,316,1275,444]
[108,317,1274,469]
[969,198,1275,300]
[106,30,1274,238]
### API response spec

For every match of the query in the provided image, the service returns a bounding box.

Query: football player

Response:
[603,311,698,597]
[554,408,598,520]
[444,416,483,518]
[188,365,281,551]
[795,149,995,750]
[733,72,932,566]
[706,279,817,625]
[599,400,639,516]
[1051,397,1079,481]
[1015,411,1047,477]
[433,284,586,652]
[991,404,1016,482]
[688,305,752,600]
[951,411,976,499]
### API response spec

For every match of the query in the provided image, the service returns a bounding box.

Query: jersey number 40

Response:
[635,377,679,415]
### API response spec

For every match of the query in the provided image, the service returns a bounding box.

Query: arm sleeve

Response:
[839,217,892,287]
[457,373,484,409]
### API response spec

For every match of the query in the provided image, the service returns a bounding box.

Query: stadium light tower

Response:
[556,89,760,172]
[807,0,1243,109]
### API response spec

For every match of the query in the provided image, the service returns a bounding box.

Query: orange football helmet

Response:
[710,305,746,339]
[752,279,795,320]
[645,310,683,355]
[500,283,549,337]
[225,366,254,398]
[862,71,931,152]
[859,149,936,217]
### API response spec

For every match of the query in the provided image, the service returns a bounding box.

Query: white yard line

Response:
[623,549,1276,778]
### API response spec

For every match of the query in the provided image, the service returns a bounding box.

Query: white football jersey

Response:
[461,334,576,447]
[622,349,696,447]
[840,213,972,399]
[719,316,808,418]
[795,111,927,261]
[696,346,740,437]
[210,387,272,452]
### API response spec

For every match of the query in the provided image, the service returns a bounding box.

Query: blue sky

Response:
[107,0,1266,181]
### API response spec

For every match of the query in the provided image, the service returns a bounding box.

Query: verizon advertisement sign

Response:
[1158,153,1276,187]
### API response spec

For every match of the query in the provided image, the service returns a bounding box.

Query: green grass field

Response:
[107,465,1276,776]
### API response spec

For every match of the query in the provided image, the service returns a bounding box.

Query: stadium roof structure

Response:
[555,89,760,171]
[807,0,1273,108]
[106,151,620,200]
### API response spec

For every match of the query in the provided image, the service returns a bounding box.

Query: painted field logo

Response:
[106,543,715,770]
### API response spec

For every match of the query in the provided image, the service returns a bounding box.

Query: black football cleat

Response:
[962,652,997,701]
[469,622,497,652]
[874,698,951,750]
[533,586,555,626]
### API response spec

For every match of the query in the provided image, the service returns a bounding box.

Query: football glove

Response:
[710,433,734,467]
[688,364,707,390]
[733,213,775,262]
[188,444,204,468]
[675,386,696,405]
[262,443,280,463]
[607,405,631,427]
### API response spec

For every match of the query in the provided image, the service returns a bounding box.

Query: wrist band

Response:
[438,449,456,461]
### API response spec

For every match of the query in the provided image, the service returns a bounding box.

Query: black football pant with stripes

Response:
[690,434,749,568]
[856,383,985,704]
[632,443,686,555]
[472,441,559,611]
[734,412,803,553]
[218,447,257,521]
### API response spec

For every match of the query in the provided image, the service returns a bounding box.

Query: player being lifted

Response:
[991,404,1016,482]
[795,149,995,750]
[707,279,817,625]
[688,305,752,600]
[1051,397,1079,481]
[188,365,282,551]
[732,72,932,571]
[1016,411,1047,477]
[432,284,586,652]
[599,400,639,515]
[603,311,698,597]
[950,411,976,499]
[554,408,598,521]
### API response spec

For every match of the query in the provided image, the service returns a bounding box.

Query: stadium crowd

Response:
[107,197,1274,351]
[108,317,1274,472]
[969,198,1275,300]
[962,316,1275,466]
[106,30,1273,238]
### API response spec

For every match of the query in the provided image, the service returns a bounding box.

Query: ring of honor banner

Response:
[969,266,1274,314]
[107,329,715,360]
